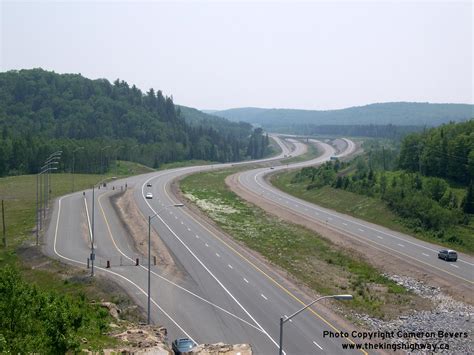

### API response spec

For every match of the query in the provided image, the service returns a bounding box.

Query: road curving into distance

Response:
[44,135,364,355]
[233,139,474,293]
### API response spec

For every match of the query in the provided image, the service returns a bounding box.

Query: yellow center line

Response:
[163,178,368,354]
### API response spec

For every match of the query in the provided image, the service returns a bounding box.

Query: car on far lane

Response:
[438,249,458,261]
[145,192,153,199]
[146,183,152,187]
[172,338,196,354]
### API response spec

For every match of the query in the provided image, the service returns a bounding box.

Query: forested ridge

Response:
[0,69,269,176]
[214,103,474,129]
[290,120,474,251]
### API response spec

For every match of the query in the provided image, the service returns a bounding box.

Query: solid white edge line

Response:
[53,196,196,343]
[142,174,287,354]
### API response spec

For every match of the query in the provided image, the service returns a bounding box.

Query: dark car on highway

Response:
[172,338,196,354]
[438,249,458,261]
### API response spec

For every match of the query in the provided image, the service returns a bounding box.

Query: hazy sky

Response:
[1,1,472,110]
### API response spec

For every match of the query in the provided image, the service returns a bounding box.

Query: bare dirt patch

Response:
[109,189,182,279]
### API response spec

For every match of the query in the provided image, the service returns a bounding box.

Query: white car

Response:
[145,192,153,199]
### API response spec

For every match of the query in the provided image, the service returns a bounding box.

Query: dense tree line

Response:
[399,120,474,184]
[0,69,269,176]
[291,121,474,247]
[246,128,271,159]
[215,102,473,128]
[281,124,424,139]
[293,159,473,246]
[0,266,109,353]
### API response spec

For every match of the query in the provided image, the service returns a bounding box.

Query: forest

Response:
[291,120,474,250]
[0,69,269,176]
[274,124,424,139]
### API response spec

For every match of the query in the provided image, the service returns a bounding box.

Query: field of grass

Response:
[0,161,154,350]
[180,169,426,319]
[280,140,320,164]
[271,170,474,254]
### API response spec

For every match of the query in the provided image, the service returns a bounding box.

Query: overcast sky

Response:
[1,1,472,110]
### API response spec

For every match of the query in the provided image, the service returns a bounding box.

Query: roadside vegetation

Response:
[180,168,427,320]
[0,161,153,352]
[272,120,474,254]
[280,139,320,164]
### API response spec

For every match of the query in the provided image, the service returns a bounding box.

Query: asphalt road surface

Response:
[44,135,364,355]
[235,139,474,289]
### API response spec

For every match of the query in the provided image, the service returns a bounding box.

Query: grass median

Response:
[180,168,428,320]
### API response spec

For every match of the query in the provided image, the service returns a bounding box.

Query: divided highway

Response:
[44,136,362,355]
[235,140,474,289]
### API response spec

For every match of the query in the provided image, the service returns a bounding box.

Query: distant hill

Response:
[0,69,264,176]
[213,103,474,129]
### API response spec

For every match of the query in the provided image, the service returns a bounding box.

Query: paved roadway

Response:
[44,136,363,355]
[236,139,474,289]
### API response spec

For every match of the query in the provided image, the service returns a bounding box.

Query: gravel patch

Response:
[355,274,473,354]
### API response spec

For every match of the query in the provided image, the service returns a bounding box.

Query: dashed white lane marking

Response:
[422,253,429,257]
[294,204,299,207]
[195,235,200,239]
[327,217,333,220]
[451,264,459,268]
[313,341,323,350]
[377,235,383,240]
[174,216,178,219]
[187,227,191,231]
[180,221,184,224]
[243,278,249,283]
[314,212,319,215]
[170,211,173,214]
[261,294,268,300]
[216,253,220,257]
[358,228,364,232]
[398,243,405,247]
[342,222,348,226]
[205,243,209,247]
[228,264,233,269]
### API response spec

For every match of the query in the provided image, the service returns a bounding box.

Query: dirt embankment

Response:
[109,188,181,278]
[225,172,473,305]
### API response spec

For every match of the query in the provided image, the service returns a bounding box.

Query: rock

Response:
[353,274,473,354]
[99,301,121,319]
[188,343,252,355]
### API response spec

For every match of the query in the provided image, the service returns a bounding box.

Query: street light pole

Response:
[147,203,184,324]
[42,151,62,217]
[90,177,110,277]
[72,146,84,192]
[278,294,353,355]
[100,146,111,174]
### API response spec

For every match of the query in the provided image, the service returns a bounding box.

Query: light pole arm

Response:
[283,296,332,324]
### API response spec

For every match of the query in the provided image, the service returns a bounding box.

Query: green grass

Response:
[0,160,154,350]
[280,140,320,164]
[271,170,474,254]
[180,168,425,319]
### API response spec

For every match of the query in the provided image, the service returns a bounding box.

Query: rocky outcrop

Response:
[187,343,252,355]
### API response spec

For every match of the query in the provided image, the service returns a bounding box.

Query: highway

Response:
[44,136,363,355]
[234,139,474,291]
